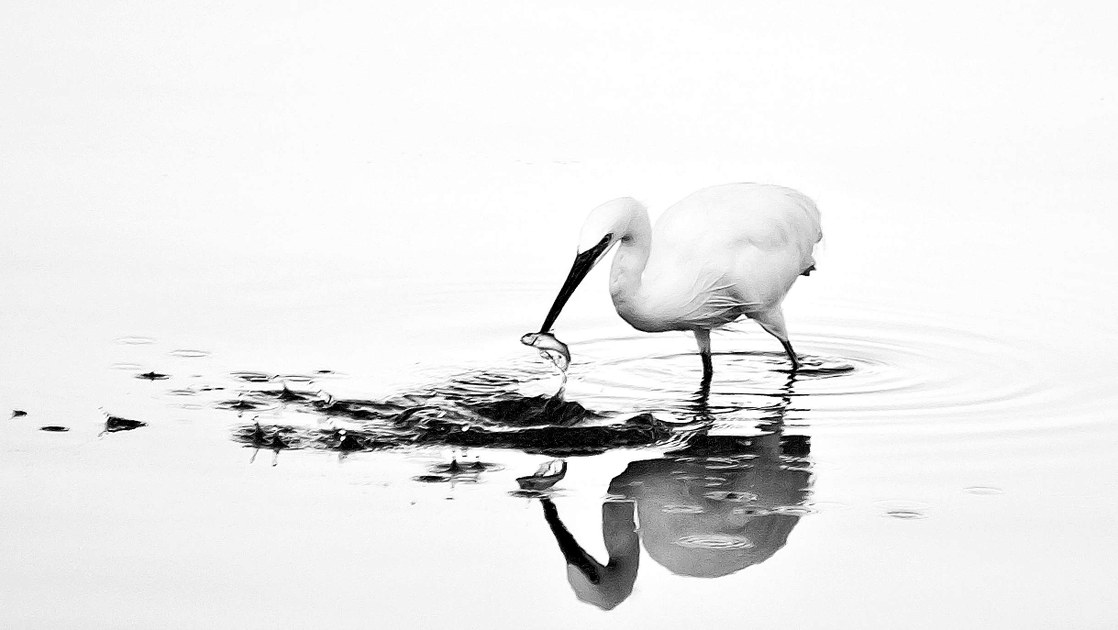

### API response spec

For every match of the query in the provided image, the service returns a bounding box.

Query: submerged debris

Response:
[11,410,27,418]
[217,397,267,411]
[414,457,501,483]
[40,425,69,432]
[262,384,315,402]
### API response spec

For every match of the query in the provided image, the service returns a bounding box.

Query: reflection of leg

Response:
[755,309,800,371]
[694,368,712,414]
[541,498,602,584]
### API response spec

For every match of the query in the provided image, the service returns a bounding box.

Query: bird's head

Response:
[576,197,643,256]
[537,198,643,334]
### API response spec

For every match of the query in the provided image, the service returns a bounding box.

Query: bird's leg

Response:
[693,329,713,380]
[779,339,801,372]
[756,308,800,371]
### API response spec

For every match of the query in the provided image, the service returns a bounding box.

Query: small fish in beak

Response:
[522,233,613,373]
[521,332,571,372]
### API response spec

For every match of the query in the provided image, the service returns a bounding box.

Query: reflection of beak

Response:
[539,235,612,333]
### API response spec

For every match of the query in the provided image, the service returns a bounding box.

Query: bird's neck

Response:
[609,208,657,330]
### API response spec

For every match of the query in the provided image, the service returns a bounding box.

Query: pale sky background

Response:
[3,0,1115,275]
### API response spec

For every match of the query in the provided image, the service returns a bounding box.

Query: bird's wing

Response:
[654,183,820,259]
[649,183,822,311]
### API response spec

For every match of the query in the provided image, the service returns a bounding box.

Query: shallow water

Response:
[4,3,1118,628]
[4,252,1116,627]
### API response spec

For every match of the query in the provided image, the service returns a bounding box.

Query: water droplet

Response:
[170,349,210,358]
[701,457,748,470]
[875,500,929,520]
[661,504,705,514]
[703,490,759,502]
[115,336,154,345]
[277,374,316,383]
[773,505,817,516]
[231,371,272,383]
[885,510,926,520]
[675,534,754,550]
[964,486,1004,495]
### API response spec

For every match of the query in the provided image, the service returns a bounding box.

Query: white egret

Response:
[526,183,821,376]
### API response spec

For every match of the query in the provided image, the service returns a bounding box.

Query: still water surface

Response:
[2,194,1116,628]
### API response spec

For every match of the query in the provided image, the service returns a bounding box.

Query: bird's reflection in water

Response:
[541,373,811,610]
[541,497,639,611]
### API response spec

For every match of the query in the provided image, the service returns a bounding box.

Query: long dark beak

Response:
[539,234,612,333]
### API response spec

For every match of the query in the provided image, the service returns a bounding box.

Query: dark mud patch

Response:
[226,368,738,457]
[231,392,674,457]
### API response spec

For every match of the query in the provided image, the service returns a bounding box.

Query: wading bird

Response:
[529,183,821,378]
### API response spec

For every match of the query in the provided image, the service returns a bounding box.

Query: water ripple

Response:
[550,313,1113,435]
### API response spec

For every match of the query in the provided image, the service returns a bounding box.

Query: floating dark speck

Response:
[270,385,314,402]
[218,398,264,411]
[11,410,27,418]
[105,415,147,433]
[269,432,288,449]
[430,458,500,475]
[335,429,364,451]
[136,371,170,381]
[40,425,69,432]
